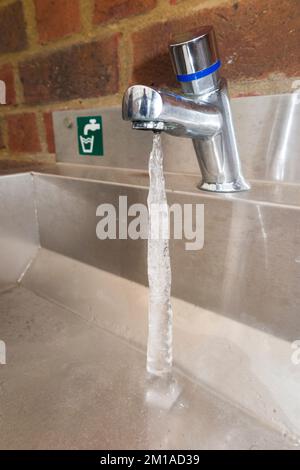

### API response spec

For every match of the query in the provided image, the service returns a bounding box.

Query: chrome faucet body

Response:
[122,26,250,192]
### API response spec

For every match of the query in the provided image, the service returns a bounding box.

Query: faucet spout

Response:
[122,85,222,138]
[122,26,250,193]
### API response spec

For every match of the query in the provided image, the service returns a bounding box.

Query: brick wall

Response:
[0,0,299,162]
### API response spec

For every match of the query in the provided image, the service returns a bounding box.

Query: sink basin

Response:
[1,167,300,449]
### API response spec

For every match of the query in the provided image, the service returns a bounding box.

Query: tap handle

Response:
[169,26,220,83]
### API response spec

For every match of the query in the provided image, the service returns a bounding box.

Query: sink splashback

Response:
[53,93,300,184]
[1,171,298,344]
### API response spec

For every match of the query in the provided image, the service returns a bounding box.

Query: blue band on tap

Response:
[176,60,221,82]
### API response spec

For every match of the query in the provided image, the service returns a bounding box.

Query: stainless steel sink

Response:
[1,166,300,449]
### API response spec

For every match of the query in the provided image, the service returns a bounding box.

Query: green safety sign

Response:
[77,116,103,156]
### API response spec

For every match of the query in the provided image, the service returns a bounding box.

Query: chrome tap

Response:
[122,26,250,192]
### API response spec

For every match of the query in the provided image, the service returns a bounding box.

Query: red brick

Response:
[0,1,27,54]
[132,0,300,87]
[19,35,120,104]
[94,0,157,24]
[43,112,55,153]
[0,64,16,105]
[0,120,5,150]
[7,113,41,153]
[34,0,81,43]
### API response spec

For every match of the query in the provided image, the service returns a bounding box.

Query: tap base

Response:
[198,179,251,193]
